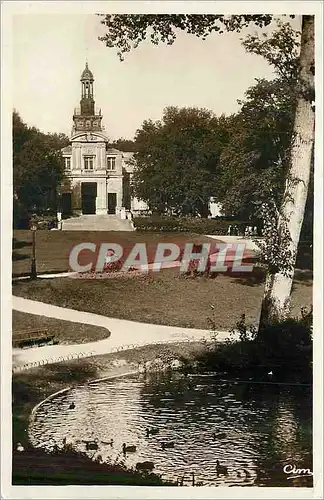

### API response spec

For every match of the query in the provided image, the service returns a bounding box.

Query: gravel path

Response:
[12,296,235,370]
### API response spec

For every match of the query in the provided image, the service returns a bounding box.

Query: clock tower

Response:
[73,62,103,132]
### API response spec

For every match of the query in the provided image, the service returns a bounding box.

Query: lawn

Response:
[12,267,312,330]
[12,311,110,345]
[12,230,220,276]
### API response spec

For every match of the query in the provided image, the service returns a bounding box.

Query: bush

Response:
[133,216,259,235]
[13,199,31,229]
[195,308,312,382]
[296,241,313,270]
[30,214,57,230]
[257,307,313,372]
[103,259,124,273]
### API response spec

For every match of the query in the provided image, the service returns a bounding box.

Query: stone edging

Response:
[27,369,140,446]
[28,386,72,444]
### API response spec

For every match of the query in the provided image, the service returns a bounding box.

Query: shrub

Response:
[256,307,313,373]
[195,308,312,382]
[13,200,31,229]
[103,259,124,273]
[133,216,259,235]
[30,214,57,230]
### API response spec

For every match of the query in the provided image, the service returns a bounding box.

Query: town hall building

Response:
[61,63,147,217]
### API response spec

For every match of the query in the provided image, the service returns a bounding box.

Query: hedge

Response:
[133,216,261,235]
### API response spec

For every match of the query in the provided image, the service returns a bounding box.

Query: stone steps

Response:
[61,215,134,231]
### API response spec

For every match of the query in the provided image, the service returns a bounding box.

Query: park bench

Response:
[13,329,56,349]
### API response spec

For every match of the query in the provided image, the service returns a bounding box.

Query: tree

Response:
[258,16,314,326]
[13,111,69,216]
[130,106,229,216]
[98,15,273,61]
[99,14,315,328]
[109,138,137,152]
[215,21,300,220]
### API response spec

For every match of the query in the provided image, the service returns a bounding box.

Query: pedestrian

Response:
[253,226,258,237]
[227,224,232,236]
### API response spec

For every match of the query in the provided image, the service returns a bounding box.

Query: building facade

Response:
[61,63,221,219]
[61,63,146,217]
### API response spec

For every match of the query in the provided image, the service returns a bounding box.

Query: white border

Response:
[1,1,323,499]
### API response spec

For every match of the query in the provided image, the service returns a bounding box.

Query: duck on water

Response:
[216,460,228,475]
[146,427,159,436]
[136,461,154,471]
[122,443,137,454]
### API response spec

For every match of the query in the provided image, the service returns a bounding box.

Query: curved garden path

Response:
[12,296,236,371]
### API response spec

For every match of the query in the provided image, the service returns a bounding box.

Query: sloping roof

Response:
[61,145,72,154]
[106,148,122,155]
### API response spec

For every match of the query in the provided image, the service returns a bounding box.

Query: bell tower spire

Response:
[73,62,103,133]
[80,62,94,115]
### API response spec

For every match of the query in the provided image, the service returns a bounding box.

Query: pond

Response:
[29,372,312,487]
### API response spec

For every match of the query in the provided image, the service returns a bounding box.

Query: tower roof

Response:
[81,62,94,81]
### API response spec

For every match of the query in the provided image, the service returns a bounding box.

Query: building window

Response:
[107,157,116,171]
[84,156,94,170]
[65,157,71,170]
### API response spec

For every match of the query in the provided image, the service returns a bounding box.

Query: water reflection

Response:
[30,373,312,487]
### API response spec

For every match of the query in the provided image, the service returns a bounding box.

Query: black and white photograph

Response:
[1,1,323,498]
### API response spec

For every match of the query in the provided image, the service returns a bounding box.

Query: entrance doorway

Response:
[107,193,117,214]
[61,192,72,217]
[81,182,97,214]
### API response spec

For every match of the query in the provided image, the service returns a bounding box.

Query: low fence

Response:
[12,337,207,374]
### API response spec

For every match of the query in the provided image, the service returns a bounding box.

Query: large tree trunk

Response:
[259,15,315,329]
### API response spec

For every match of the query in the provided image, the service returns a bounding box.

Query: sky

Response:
[12,13,301,141]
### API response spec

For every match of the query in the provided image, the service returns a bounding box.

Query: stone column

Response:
[96,179,107,215]
[79,145,82,171]
[116,177,123,214]
[96,145,100,170]
[101,145,106,171]
[72,145,76,171]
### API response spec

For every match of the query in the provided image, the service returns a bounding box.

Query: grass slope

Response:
[13,268,312,330]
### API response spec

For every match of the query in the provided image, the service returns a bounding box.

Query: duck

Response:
[213,432,227,440]
[86,439,99,451]
[68,402,75,410]
[216,460,228,475]
[136,461,154,471]
[243,468,251,478]
[122,443,137,453]
[161,441,175,450]
[101,439,114,447]
[146,427,159,436]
